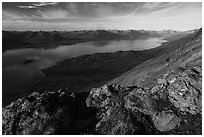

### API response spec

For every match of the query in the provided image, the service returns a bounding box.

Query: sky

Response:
[2,2,202,31]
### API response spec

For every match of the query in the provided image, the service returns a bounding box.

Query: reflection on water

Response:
[2,38,166,98]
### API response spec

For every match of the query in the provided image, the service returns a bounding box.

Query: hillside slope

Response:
[108,28,202,87]
[2,28,202,135]
[87,28,202,134]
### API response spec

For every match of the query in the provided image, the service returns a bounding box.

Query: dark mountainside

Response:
[2,29,193,52]
[33,33,194,93]
[2,30,194,107]
[2,28,202,135]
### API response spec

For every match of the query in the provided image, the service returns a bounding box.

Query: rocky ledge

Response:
[86,65,202,134]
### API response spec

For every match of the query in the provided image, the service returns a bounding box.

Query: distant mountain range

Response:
[2,29,197,51]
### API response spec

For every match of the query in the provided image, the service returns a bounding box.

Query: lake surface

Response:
[2,38,166,101]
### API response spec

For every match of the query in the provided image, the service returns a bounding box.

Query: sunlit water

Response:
[2,38,166,98]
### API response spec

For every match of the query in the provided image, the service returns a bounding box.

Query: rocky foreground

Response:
[2,90,98,134]
[86,68,201,134]
[2,29,202,135]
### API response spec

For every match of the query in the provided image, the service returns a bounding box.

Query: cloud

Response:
[18,5,36,9]
[32,2,57,7]
[35,9,69,19]
[2,2,202,31]
[4,2,201,19]
[18,2,58,9]
[3,2,146,19]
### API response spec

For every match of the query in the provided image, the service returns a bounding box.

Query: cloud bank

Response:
[2,2,202,31]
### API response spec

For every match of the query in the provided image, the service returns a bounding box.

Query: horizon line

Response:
[2,27,201,32]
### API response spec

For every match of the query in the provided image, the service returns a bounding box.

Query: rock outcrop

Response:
[86,80,201,134]
[2,90,98,135]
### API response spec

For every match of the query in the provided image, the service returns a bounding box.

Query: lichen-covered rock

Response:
[87,85,180,134]
[2,90,74,135]
[86,85,112,109]
[86,85,136,134]
[87,81,201,134]
[165,67,202,115]
[2,89,98,135]
[152,111,181,132]
[149,65,202,116]
[124,88,154,115]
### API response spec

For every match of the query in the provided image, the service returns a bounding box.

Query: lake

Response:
[2,38,166,103]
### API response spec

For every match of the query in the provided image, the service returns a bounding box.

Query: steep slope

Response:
[87,28,202,134]
[108,28,202,87]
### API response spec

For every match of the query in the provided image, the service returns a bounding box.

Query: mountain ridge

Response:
[3,29,197,51]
